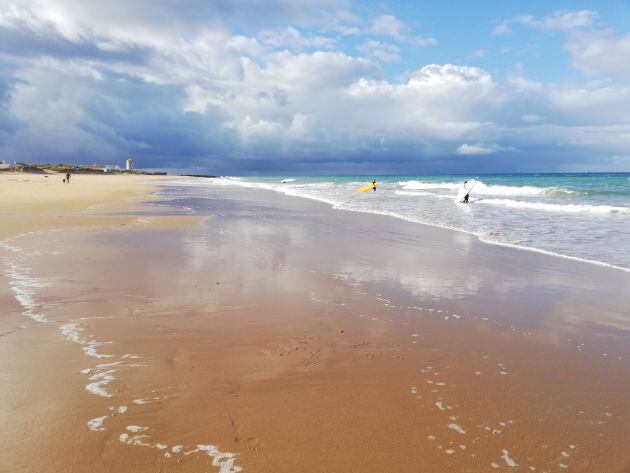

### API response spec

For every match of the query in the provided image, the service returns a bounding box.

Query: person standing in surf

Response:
[372,179,376,191]
[462,180,470,203]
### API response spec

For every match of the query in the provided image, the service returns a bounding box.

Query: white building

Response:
[125,158,134,171]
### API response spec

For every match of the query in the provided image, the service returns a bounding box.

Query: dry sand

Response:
[1,178,630,473]
[0,172,200,238]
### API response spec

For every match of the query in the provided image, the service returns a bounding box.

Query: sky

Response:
[1,0,630,174]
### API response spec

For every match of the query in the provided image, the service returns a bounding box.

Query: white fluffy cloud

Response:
[566,32,630,77]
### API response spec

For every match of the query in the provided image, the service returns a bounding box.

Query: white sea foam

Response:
[97,361,124,368]
[87,415,108,431]
[7,262,49,323]
[197,444,242,473]
[398,181,460,191]
[59,323,118,397]
[118,425,243,473]
[502,449,518,467]
[127,435,152,447]
[109,405,128,414]
[448,423,466,434]
[60,323,83,343]
[127,425,148,432]
[86,370,116,397]
[395,190,453,199]
[476,236,630,274]
[476,198,628,214]
[399,180,565,196]
[83,342,114,359]
[60,323,114,359]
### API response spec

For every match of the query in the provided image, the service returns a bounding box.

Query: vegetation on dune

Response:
[0,163,166,175]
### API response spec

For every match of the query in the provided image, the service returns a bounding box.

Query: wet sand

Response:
[1,181,630,472]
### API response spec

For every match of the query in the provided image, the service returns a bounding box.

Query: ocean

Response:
[163,173,630,272]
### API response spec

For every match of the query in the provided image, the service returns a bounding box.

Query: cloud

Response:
[521,114,545,123]
[457,144,494,155]
[357,40,400,62]
[316,9,363,36]
[0,2,630,172]
[507,74,544,92]
[259,27,336,51]
[468,48,486,59]
[492,21,510,36]
[496,9,630,78]
[518,10,598,31]
[368,14,407,40]
[495,10,598,36]
[0,59,234,165]
[495,9,630,78]
[566,32,630,77]
[413,36,438,47]
[365,14,437,47]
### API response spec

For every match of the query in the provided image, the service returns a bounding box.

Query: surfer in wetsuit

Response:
[461,180,470,203]
[372,179,376,191]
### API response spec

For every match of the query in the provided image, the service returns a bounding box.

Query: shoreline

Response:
[2,177,630,472]
[163,177,630,274]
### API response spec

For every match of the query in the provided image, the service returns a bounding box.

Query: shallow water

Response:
[162,173,630,271]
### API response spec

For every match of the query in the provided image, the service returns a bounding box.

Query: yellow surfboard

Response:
[357,183,376,192]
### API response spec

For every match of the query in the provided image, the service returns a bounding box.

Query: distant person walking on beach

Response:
[65,171,71,184]
[372,179,376,191]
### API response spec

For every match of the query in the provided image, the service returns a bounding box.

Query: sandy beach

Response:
[2,175,630,473]
[0,173,201,238]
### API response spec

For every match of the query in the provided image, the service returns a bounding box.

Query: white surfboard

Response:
[456,179,476,203]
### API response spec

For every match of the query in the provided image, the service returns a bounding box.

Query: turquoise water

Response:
[169,173,630,271]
